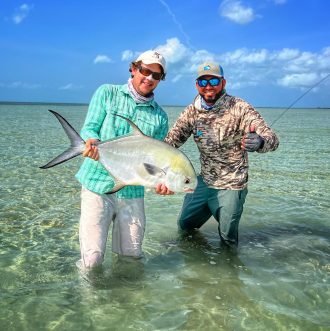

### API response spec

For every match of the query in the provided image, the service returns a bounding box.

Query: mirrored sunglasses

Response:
[197,77,221,87]
[137,65,163,81]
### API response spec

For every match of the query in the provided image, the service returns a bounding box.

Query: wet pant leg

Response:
[178,176,212,230]
[79,187,116,269]
[112,198,146,257]
[208,188,248,246]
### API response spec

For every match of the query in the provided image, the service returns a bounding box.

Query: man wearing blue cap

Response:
[157,62,279,247]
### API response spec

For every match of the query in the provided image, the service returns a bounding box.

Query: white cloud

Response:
[219,48,269,67]
[12,3,34,24]
[283,51,316,72]
[122,38,194,67]
[93,55,113,64]
[219,0,257,24]
[122,38,191,65]
[276,48,300,61]
[122,50,152,62]
[126,38,330,90]
[121,50,135,61]
[277,73,319,87]
[221,47,330,89]
[318,47,330,69]
[236,49,268,63]
[59,83,83,90]
[155,38,191,64]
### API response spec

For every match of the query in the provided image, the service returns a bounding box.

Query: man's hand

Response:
[242,125,264,152]
[155,183,174,195]
[82,138,100,160]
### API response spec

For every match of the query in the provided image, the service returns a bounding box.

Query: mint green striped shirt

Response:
[75,84,169,198]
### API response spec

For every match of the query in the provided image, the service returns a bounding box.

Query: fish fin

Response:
[115,114,145,136]
[39,110,85,169]
[106,180,126,194]
[143,163,166,176]
[39,147,83,169]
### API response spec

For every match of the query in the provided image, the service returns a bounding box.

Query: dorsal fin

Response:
[115,114,145,136]
[105,180,126,194]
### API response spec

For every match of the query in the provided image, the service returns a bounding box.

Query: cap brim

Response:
[197,73,223,79]
[140,60,166,74]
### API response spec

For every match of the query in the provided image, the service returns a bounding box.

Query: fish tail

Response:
[39,110,85,169]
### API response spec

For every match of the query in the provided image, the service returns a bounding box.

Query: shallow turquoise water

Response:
[0,103,329,330]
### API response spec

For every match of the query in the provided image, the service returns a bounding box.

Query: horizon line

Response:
[0,100,329,109]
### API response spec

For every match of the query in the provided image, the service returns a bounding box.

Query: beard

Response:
[200,90,223,104]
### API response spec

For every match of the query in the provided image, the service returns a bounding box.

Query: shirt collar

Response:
[194,90,227,112]
[121,84,156,108]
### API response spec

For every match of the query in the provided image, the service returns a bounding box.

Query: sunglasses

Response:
[137,65,164,81]
[197,77,222,87]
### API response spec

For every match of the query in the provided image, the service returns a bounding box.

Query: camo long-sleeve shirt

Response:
[164,93,279,189]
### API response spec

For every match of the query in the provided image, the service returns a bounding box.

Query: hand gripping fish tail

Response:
[39,109,86,169]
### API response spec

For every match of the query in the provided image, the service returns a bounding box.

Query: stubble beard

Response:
[201,91,223,104]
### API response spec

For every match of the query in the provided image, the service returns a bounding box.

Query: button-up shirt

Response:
[75,84,168,198]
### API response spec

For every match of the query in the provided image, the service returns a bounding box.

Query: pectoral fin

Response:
[143,163,166,176]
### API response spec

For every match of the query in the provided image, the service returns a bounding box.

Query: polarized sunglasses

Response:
[197,77,222,87]
[137,65,164,81]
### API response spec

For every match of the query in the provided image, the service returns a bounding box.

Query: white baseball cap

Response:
[135,50,167,74]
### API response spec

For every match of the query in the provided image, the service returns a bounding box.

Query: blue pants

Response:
[178,176,248,246]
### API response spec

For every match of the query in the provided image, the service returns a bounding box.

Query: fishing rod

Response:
[270,72,330,127]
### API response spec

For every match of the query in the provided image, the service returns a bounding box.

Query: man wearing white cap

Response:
[157,62,279,247]
[75,50,168,269]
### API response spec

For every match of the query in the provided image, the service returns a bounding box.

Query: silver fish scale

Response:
[98,135,193,189]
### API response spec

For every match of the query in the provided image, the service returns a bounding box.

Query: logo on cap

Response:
[203,65,211,71]
[153,52,161,58]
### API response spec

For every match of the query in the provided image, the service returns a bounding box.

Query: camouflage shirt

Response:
[164,93,279,189]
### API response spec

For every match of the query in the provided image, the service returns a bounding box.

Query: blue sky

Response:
[1,0,330,107]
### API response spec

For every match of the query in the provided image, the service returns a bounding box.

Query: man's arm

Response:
[80,85,109,141]
[155,105,194,195]
[240,102,279,153]
[164,105,194,147]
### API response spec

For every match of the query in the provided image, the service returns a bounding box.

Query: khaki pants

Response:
[79,187,146,269]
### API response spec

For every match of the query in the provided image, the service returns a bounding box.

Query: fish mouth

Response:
[184,188,195,193]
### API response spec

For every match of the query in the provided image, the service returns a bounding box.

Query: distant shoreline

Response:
[0,101,88,106]
[0,100,329,109]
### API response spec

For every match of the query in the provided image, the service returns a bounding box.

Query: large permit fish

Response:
[40,110,197,193]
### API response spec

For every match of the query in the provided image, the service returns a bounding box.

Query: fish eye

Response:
[184,178,190,184]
